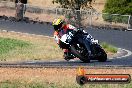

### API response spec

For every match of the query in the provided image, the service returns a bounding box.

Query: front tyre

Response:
[70,44,90,63]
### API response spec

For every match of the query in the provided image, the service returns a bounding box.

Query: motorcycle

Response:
[59,29,107,63]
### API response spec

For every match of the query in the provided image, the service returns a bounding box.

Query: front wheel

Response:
[98,49,107,62]
[94,45,107,62]
[70,44,90,63]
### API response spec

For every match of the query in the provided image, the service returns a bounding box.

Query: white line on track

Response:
[116,48,132,59]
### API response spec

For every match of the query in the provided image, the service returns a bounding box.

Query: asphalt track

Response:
[0,20,132,67]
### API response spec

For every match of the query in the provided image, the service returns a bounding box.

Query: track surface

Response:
[0,20,132,67]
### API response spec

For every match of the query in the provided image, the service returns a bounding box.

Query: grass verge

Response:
[101,42,118,53]
[0,31,63,61]
[0,80,131,88]
[0,37,30,54]
[0,31,117,61]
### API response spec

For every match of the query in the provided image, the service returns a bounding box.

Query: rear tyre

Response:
[70,44,90,63]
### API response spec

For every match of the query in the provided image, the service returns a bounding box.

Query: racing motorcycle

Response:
[59,29,107,63]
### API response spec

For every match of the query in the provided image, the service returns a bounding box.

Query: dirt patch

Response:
[28,0,106,13]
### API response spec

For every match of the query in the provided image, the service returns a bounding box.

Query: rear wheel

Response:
[70,44,90,63]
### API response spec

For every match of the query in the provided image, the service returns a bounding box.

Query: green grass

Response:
[0,80,45,88]
[0,80,59,88]
[0,37,31,61]
[0,37,30,54]
[101,42,118,53]
[0,80,132,88]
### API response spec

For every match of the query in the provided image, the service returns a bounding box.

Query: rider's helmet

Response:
[52,18,64,31]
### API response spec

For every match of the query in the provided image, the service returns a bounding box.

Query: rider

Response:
[52,18,96,61]
[53,18,78,60]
